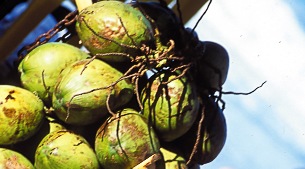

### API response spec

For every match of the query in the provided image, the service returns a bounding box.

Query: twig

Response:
[186,105,205,165]
[191,0,213,34]
[222,81,267,95]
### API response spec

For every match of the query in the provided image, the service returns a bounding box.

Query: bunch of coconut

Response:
[0,1,229,168]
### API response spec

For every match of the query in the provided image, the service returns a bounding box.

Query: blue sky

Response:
[286,0,305,30]
[186,0,305,168]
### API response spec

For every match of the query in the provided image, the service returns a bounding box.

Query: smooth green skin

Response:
[0,85,45,145]
[18,42,90,104]
[34,130,100,169]
[158,147,187,169]
[157,146,200,169]
[141,72,199,142]
[0,148,34,169]
[95,108,160,169]
[52,59,134,125]
[155,146,201,169]
[76,1,154,62]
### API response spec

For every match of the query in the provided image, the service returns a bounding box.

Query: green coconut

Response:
[76,1,154,62]
[0,148,34,169]
[95,108,160,169]
[0,85,45,145]
[14,116,66,163]
[18,42,90,104]
[34,130,99,169]
[141,71,199,142]
[52,59,134,125]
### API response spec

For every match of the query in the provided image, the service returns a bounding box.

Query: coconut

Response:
[52,59,134,125]
[0,148,34,169]
[199,99,227,164]
[14,116,66,163]
[95,108,160,169]
[174,97,227,165]
[76,1,154,62]
[18,42,90,104]
[192,41,229,93]
[34,130,100,169]
[0,85,45,145]
[141,71,199,142]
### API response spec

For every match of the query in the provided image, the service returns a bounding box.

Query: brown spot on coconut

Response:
[75,1,154,62]
[0,85,45,145]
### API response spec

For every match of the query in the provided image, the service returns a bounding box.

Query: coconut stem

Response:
[133,153,161,169]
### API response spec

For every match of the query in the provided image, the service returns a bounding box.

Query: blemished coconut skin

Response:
[14,116,66,163]
[95,108,160,169]
[0,85,45,145]
[76,1,154,62]
[0,148,34,169]
[34,130,100,169]
[18,42,90,104]
[52,59,134,126]
[141,71,199,142]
